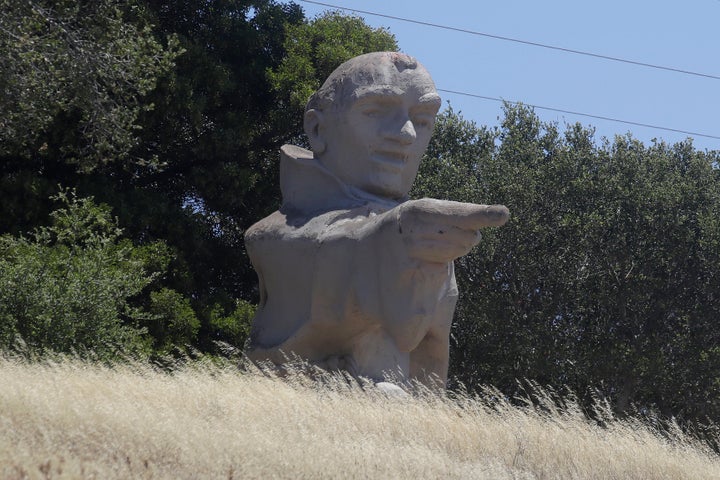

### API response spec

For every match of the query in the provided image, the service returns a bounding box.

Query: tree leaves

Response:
[0,191,168,359]
[0,0,180,171]
[420,105,720,424]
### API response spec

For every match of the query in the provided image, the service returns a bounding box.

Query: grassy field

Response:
[1,357,719,479]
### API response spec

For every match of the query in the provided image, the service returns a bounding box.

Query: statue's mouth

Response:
[371,150,407,171]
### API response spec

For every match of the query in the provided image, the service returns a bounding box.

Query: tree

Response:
[415,105,720,426]
[0,0,179,234]
[147,288,201,353]
[0,0,179,170]
[0,191,171,359]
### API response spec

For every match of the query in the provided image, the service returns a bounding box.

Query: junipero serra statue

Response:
[244,52,509,386]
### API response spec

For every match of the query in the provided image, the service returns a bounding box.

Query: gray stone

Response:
[244,52,509,387]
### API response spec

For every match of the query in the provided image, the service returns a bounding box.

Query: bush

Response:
[148,287,200,352]
[208,299,256,348]
[0,190,168,359]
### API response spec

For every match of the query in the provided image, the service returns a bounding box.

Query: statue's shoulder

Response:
[245,210,288,243]
[245,206,364,244]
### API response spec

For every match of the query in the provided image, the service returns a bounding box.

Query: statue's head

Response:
[304,52,441,200]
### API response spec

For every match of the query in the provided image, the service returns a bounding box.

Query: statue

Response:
[244,52,509,387]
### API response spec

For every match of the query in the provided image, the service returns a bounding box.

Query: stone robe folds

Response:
[244,145,457,384]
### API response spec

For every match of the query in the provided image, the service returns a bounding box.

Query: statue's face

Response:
[319,65,441,200]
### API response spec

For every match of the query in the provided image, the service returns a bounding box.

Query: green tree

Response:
[147,288,201,352]
[0,191,172,359]
[0,0,179,235]
[0,0,179,170]
[207,299,256,347]
[416,105,720,426]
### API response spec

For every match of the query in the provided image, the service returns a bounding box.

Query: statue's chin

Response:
[359,173,408,202]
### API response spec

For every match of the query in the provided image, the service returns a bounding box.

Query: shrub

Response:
[148,287,200,352]
[0,190,168,359]
[208,299,256,348]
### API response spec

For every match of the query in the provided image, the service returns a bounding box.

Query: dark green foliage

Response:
[0,0,180,171]
[148,288,201,352]
[0,0,180,238]
[0,191,168,359]
[415,105,720,426]
[207,299,256,347]
[113,0,309,317]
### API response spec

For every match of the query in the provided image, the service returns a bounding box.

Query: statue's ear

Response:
[304,109,326,154]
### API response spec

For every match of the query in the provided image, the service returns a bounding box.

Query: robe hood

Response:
[279,144,403,216]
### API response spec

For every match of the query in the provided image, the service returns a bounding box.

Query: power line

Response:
[299,0,720,81]
[438,89,720,140]
[298,0,719,141]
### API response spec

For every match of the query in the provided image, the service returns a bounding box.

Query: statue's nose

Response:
[386,118,416,145]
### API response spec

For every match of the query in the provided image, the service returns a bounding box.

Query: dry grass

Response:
[1,357,719,479]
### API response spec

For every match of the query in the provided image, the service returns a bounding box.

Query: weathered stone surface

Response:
[244,52,509,386]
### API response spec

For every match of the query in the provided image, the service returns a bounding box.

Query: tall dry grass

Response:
[1,357,719,479]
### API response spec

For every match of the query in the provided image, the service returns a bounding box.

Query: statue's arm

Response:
[396,198,509,264]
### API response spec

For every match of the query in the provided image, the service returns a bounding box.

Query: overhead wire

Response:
[298,0,720,142]
[298,0,720,81]
[438,90,720,140]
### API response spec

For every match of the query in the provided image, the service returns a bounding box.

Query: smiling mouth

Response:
[371,150,407,171]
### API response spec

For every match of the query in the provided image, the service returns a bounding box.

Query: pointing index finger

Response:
[401,198,510,230]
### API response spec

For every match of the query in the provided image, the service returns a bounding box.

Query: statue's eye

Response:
[361,108,383,117]
[412,115,434,128]
[360,102,394,118]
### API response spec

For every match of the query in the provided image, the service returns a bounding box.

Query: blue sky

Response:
[298,0,719,152]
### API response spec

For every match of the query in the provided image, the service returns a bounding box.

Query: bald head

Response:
[306,52,435,115]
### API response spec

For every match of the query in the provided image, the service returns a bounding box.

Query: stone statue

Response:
[244,52,509,387]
